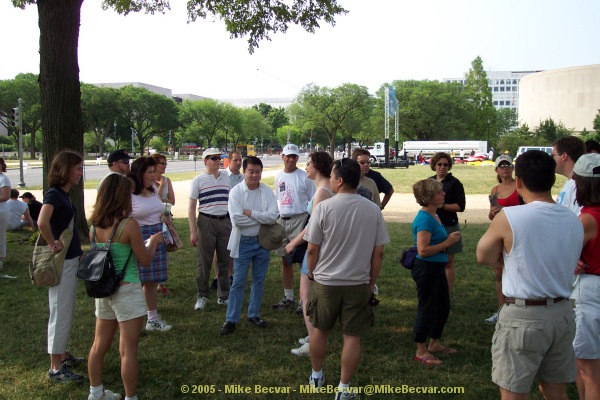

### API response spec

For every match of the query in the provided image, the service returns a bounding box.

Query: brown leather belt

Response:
[504,297,566,306]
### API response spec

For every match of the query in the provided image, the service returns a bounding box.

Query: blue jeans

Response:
[226,236,270,323]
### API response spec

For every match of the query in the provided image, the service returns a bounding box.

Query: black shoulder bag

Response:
[77,218,133,298]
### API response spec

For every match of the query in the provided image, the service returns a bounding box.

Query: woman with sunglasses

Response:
[485,155,523,324]
[430,152,465,292]
[150,153,174,296]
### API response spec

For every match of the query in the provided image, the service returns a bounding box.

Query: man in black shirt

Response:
[19,192,42,228]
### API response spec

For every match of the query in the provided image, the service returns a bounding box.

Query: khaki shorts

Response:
[491,300,576,393]
[95,283,147,323]
[307,281,374,336]
[274,213,308,258]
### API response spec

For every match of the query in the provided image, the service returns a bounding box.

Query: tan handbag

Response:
[29,218,73,287]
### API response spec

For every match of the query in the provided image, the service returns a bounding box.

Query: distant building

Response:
[94,82,173,98]
[443,70,542,111]
[519,65,600,133]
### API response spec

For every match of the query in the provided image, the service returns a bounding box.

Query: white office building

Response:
[443,70,542,111]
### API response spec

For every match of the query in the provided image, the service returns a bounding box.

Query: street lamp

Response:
[487,117,491,145]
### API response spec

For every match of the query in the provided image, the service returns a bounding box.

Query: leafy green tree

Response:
[464,56,495,141]
[81,84,120,156]
[495,108,518,137]
[10,0,346,235]
[533,118,573,143]
[290,83,372,156]
[239,107,269,149]
[117,86,179,155]
[179,99,240,148]
[593,109,600,134]
[0,73,42,158]
[275,125,305,148]
[384,80,470,142]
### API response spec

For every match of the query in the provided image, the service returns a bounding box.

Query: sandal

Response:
[429,346,457,355]
[412,355,442,366]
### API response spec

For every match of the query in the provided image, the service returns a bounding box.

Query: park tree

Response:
[10,0,347,236]
[0,73,42,158]
[117,86,179,155]
[464,56,495,141]
[81,84,120,156]
[179,99,240,148]
[290,83,372,157]
[387,80,470,141]
[239,107,270,150]
[495,108,518,137]
[593,109,600,134]
[533,117,573,143]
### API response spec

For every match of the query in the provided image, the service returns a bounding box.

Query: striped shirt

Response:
[189,171,230,215]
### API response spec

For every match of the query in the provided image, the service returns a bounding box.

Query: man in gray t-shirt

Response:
[304,158,389,396]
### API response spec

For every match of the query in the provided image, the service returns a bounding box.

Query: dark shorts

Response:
[444,223,463,255]
[307,281,374,336]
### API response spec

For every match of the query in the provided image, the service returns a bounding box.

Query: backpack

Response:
[77,218,132,298]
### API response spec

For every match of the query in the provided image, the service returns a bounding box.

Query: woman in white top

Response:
[0,157,11,270]
[285,151,334,356]
[128,157,172,332]
[151,153,174,296]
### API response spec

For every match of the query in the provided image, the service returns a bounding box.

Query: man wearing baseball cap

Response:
[188,148,231,311]
[20,191,42,228]
[273,143,315,311]
[107,149,133,175]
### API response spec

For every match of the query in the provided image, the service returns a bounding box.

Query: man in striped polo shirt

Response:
[188,148,232,311]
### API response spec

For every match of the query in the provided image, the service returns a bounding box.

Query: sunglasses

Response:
[206,156,220,161]
[157,162,167,166]
[436,163,449,167]
[497,164,512,169]
[117,160,130,165]
[358,160,371,165]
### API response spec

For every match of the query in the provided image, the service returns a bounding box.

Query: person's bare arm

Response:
[188,198,198,246]
[369,245,384,292]
[477,210,510,273]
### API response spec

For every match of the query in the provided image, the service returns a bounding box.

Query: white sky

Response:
[1,0,599,100]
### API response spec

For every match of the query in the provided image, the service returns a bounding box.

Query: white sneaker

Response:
[484,313,498,324]
[298,335,310,345]
[217,298,229,305]
[194,297,209,311]
[308,374,325,391]
[334,390,358,400]
[291,342,310,356]
[146,317,172,332]
[88,389,122,400]
[373,284,379,295]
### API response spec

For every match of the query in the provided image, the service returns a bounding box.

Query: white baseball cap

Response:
[573,153,600,177]
[202,148,221,158]
[282,144,300,156]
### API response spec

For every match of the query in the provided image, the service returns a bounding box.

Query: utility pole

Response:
[16,98,25,187]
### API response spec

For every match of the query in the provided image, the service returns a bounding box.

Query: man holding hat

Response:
[20,191,42,228]
[219,156,279,335]
[188,148,231,311]
[273,143,315,311]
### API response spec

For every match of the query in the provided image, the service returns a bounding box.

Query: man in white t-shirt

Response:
[552,136,585,215]
[272,144,315,310]
[477,150,583,399]
[304,158,389,398]
[188,148,232,311]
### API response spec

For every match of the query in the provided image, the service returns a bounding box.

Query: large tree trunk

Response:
[38,0,88,239]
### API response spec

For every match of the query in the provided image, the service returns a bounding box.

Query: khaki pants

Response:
[195,214,232,299]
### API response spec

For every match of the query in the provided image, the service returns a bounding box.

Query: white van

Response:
[515,146,553,160]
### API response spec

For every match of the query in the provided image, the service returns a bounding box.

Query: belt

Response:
[200,212,229,220]
[504,297,566,306]
[281,217,292,220]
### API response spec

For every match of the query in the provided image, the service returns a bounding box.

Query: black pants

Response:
[411,258,450,343]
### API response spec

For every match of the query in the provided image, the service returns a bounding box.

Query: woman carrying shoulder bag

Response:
[37,150,84,382]
[86,174,163,400]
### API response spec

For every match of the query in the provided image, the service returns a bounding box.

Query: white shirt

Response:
[556,178,582,215]
[227,181,279,258]
[274,169,315,217]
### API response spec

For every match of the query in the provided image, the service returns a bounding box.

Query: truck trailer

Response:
[400,141,487,160]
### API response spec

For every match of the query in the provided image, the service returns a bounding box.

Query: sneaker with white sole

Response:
[484,313,498,324]
[88,389,122,400]
[217,298,229,305]
[291,342,309,356]
[334,390,358,400]
[298,335,309,345]
[48,363,83,383]
[272,297,295,310]
[146,317,172,332]
[194,297,209,311]
[308,374,325,392]
[295,300,303,315]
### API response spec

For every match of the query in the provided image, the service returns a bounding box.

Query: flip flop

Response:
[429,346,457,355]
[412,355,442,366]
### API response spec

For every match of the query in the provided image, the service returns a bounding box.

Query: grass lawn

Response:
[0,219,579,399]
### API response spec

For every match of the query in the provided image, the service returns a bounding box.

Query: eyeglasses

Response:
[206,156,220,161]
[157,162,167,166]
[117,160,130,165]
[551,152,562,157]
[358,160,371,165]
[436,163,449,167]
